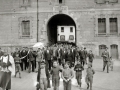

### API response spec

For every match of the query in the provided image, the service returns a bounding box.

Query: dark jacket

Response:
[101,51,109,62]
[44,50,52,60]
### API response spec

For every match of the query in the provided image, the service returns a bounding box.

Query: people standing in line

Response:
[87,50,94,64]
[0,50,15,90]
[14,53,21,78]
[85,63,95,90]
[50,61,62,90]
[74,60,84,89]
[84,47,88,64]
[101,47,110,73]
[61,61,74,90]
[37,61,51,90]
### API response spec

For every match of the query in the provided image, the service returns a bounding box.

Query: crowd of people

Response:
[0,43,114,90]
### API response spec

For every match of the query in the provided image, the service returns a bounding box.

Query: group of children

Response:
[36,59,95,90]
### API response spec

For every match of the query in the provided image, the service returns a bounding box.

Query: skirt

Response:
[0,71,11,89]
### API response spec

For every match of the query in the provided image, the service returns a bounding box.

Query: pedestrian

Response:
[37,61,51,90]
[14,53,21,78]
[28,48,35,73]
[36,48,43,72]
[44,47,52,71]
[87,50,94,64]
[85,63,95,90]
[0,50,15,90]
[79,47,85,67]
[74,60,84,89]
[61,61,74,90]
[84,47,88,64]
[50,60,62,90]
[101,47,109,73]
[109,57,114,71]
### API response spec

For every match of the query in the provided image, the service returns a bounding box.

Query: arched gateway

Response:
[46,14,77,46]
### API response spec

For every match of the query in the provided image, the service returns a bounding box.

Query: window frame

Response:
[18,17,33,39]
[98,18,106,35]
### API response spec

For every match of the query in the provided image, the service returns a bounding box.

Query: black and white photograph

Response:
[0,0,120,90]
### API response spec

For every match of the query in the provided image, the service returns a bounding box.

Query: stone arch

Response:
[40,13,81,45]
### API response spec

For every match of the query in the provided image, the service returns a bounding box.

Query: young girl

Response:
[109,57,114,71]
[74,60,84,89]
[14,53,21,78]
[85,63,95,90]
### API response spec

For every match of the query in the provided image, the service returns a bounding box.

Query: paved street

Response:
[1,58,120,90]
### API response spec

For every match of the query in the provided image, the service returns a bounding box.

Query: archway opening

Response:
[47,14,76,46]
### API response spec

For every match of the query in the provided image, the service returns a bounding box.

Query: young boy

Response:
[14,53,21,78]
[74,60,84,88]
[50,60,62,90]
[61,61,74,90]
[37,61,50,90]
[85,63,95,90]
[87,50,94,64]
[109,57,114,71]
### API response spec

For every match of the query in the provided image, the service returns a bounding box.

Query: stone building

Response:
[0,0,120,59]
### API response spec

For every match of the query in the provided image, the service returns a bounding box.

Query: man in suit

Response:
[44,47,52,71]
[79,47,85,67]
[21,47,28,71]
[84,47,88,64]
[71,46,76,67]
[101,47,109,73]
[61,47,67,67]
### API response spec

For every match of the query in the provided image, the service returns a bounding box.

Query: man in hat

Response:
[101,47,109,73]
[0,49,15,90]
[37,61,50,90]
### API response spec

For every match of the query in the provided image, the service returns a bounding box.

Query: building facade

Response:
[0,0,120,59]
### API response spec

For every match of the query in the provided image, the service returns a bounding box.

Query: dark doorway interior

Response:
[47,14,76,46]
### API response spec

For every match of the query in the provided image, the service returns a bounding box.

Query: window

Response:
[70,27,73,32]
[95,0,106,4]
[110,18,118,34]
[95,0,118,4]
[69,35,74,40]
[22,20,30,37]
[108,0,118,3]
[98,18,106,35]
[22,0,31,7]
[59,0,62,4]
[61,27,64,32]
[60,35,65,41]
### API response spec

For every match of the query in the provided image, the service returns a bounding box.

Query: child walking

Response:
[85,63,95,90]
[14,53,21,78]
[74,60,84,89]
[50,60,62,90]
[109,57,114,71]
[37,61,50,90]
[61,61,74,90]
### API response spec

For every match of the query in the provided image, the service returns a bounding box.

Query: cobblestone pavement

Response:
[0,58,120,90]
